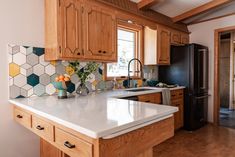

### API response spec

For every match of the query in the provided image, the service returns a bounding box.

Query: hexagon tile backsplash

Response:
[8,44,104,99]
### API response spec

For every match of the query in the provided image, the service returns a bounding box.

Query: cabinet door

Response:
[171,30,181,45]
[83,2,117,62]
[172,99,184,130]
[60,0,84,59]
[181,33,189,45]
[158,26,171,65]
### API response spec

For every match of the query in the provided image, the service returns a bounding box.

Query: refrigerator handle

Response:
[195,95,210,99]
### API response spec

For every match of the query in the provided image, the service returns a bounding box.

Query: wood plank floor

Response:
[153,124,235,157]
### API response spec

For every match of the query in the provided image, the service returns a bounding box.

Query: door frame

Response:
[214,26,235,125]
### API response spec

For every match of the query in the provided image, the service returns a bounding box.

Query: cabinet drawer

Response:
[32,116,54,142]
[171,89,183,100]
[138,93,161,104]
[14,107,31,129]
[55,128,93,157]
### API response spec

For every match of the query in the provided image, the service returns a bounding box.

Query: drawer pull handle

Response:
[145,101,150,102]
[16,115,23,119]
[36,125,44,130]
[64,141,75,149]
[172,94,176,97]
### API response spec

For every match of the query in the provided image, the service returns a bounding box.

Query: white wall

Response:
[0,0,44,156]
[188,15,235,122]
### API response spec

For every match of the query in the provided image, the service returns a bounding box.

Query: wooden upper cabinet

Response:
[171,30,181,45]
[157,26,171,65]
[170,30,189,45]
[181,33,190,45]
[83,2,117,62]
[60,0,84,59]
[45,0,117,62]
[144,25,171,65]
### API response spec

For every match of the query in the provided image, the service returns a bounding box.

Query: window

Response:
[106,23,142,79]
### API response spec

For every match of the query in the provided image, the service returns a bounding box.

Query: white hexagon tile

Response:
[8,44,104,99]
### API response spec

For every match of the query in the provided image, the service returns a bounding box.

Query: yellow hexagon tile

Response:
[9,63,20,77]
[50,61,57,66]
[65,66,75,76]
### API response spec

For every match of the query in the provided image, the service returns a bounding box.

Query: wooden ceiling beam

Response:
[138,0,162,10]
[172,0,233,23]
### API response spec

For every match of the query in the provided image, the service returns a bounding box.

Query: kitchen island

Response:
[9,88,182,157]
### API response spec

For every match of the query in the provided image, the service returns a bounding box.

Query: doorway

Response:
[214,26,235,126]
[219,32,235,128]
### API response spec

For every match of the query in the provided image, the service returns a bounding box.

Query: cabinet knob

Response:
[98,50,102,53]
[103,51,107,54]
[16,115,23,119]
[36,125,44,130]
[64,141,75,149]
[77,52,81,55]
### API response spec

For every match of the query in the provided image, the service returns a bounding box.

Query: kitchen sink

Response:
[125,88,155,92]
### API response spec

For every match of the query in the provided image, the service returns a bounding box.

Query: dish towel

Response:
[162,88,171,105]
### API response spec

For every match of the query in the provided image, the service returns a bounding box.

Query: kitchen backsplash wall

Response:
[8,45,104,99]
[8,44,158,99]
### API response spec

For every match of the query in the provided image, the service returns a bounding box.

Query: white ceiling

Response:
[131,0,213,17]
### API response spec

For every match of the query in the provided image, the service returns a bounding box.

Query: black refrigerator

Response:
[159,44,209,131]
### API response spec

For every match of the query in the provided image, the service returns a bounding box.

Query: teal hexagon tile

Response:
[45,64,56,75]
[21,84,33,97]
[56,64,65,75]
[67,82,75,93]
[46,84,56,95]
[39,55,50,66]
[27,74,39,87]
[33,47,44,56]
[13,53,26,65]
[12,45,20,55]
[14,74,27,87]
[27,53,39,66]
[33,64,45,76]
[40,74,50,86]
[16,95,25,98]
[98,68,103,75]
[10,85,20,98]
[34,84,45,96]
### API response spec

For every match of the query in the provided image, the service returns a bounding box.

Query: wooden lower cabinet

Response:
[40,139,66,157]
[137,89,184,130]
[171,89,184,130]
[13,106,174,157]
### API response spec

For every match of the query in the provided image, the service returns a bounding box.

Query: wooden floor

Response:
[153,124,235,157]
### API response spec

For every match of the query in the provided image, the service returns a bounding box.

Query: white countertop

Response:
[9,87,184,139]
